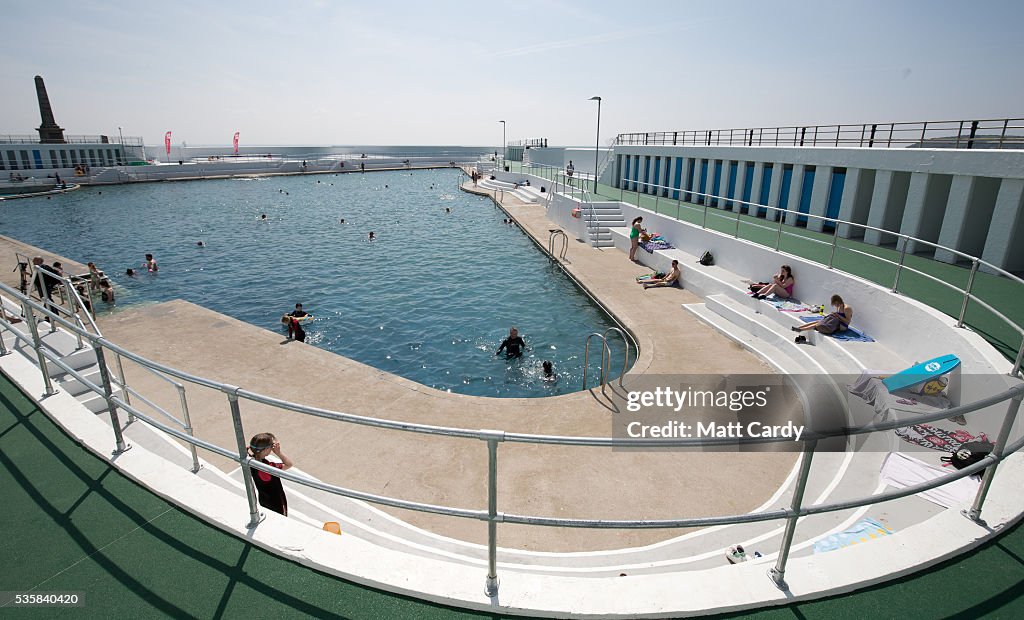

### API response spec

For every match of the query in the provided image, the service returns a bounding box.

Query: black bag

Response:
[941,441,994,472]
[698,251,714,266]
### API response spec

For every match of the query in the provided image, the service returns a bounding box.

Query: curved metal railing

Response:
[1,239,1023,597]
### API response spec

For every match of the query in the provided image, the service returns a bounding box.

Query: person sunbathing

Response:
[753,265,794,299]
[641,260,681,289]
[793,294,852,340]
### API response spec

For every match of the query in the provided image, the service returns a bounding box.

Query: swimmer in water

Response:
[260,214,267,220]
[143,253,158,272]
[368,231,376,241]
[339,218,346,224]
[542,360,557,381]
[126,268,136,277]
[445,207,451,213]
[197,241,205,247]
[496,327,527,359]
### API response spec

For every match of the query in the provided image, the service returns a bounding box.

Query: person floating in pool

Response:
[143,253,158,272]
[125,268,136,277]
[496,327,528,359]
[368,231,376,241]
[247,432,294,516]
[542,360,557,382]
[260,213,268,221]
[282,303,309,341]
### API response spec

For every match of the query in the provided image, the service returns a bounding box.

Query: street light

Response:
[589,97,601,193]
[499,120,506,170]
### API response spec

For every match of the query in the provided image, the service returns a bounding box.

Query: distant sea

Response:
[146,144,496,160]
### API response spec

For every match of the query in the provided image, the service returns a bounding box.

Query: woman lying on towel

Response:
[793,294,852,338]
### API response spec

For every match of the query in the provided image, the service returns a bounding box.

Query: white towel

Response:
[880,452,980,509]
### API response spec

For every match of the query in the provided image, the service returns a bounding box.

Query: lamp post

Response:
[589,97,602,193]
[499,120,506,170]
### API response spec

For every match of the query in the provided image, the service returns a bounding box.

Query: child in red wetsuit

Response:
[247,433,294,516]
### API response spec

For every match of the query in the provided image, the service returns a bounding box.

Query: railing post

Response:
[735,210,741,238]
[21,298,57,396]
[226,388,265,529]
[702,202,709,228]
[957,259,980,328]
[775,215,784,251]
[828,221,840,268]
[482,430,504,598]
[768,439,817,590]
[113,352,137,424]
[892,235,909,292]
[178,385,201,473]
[965,395,1022,523]
[93,344,130,455]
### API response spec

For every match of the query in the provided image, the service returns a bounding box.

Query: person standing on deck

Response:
[247,433,294,516]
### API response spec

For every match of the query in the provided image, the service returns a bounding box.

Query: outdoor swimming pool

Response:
[0,168,632,397]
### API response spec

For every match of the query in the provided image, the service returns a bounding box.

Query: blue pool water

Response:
[0,168,632,397]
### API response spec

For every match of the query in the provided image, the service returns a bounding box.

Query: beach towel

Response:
[800,316,875,342]
[639,233,674,253]
[749,295,814,313]
[879,452,980,508]
[894,423,988,453]
[812,517,893,554]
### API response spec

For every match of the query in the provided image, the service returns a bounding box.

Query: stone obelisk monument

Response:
[35,75,66,144]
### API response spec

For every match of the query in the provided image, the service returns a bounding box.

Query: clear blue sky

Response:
[2,0,1022,147]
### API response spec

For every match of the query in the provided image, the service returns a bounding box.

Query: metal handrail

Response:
[3,250,1024,597]
[582,332,611,392]
[617,175,1024,376]
[548,229,568,260]
[602,327,629,389]
[615,117,1024,149]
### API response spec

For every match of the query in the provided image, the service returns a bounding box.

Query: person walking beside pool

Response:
[629,217,644,261]
[496,327,528,359]
[247,433,294,517]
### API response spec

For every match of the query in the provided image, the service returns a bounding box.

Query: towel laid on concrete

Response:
[812,517,894,554]
[751,295,814,313]
[879,451,980,508]
[800,316,875,342]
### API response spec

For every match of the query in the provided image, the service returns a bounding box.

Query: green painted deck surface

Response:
[2,374,1023,618]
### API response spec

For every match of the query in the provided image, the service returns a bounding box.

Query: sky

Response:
[2,0,1022,148]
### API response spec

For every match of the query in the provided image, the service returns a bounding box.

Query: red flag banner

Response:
[233,132,240,154]
[164,131,172,155]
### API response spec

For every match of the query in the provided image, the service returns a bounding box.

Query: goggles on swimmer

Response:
[250,443,273,452]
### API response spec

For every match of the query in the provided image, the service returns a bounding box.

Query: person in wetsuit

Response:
[496,327,527,358]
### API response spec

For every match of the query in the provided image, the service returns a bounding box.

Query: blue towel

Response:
[800,316,875,342]
[812,517,893,553]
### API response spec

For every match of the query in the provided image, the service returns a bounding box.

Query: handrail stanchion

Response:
[1013,344,1024,378]
[957,259,980,328]
[179,384,201,473]
[735,209,741,238]
[768,439,817,590]
[482,430,504,597]
[702,202,709,228]
[113,352,136,423]
[892,235,909,292]
[227,388,265,529]
[775,214,784,251]
[93,344,130,454]
[828,221,840,268]
[602,327,631,388]
[965,395,1022,523]
[22,298,57,396]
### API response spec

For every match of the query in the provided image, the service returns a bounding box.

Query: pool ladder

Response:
[583,327,630,393]
[548,229,568,260]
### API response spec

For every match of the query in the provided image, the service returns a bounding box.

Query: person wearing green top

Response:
[629,216,644,261]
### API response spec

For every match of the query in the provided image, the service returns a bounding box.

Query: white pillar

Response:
[749,161,765,213]
[837,168,872,238]
[935,175,978,263]
[899,172,932,253]
[806,165,833,232]
[765,164,783,222]
[732,161,749,213]
[784,164,806,226]
[981,178,1024,273]
[864,170,896,245]
[659,156,671,196]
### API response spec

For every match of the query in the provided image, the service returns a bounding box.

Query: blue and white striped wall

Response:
[603,145,1024,273]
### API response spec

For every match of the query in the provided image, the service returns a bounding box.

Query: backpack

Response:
[940,441,994,472]
[698,251,714,266]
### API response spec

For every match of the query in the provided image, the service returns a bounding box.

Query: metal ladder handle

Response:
[602,327,632,388]
[548,230,568,260]
[583,333,612,390]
